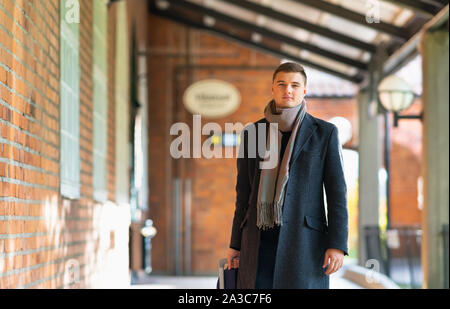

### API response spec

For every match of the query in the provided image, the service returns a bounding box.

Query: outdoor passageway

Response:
[0,0,448,290]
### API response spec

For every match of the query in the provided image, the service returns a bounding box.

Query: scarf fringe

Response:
[257,201,275,230]
[257,175,289,230]
[257,201,285,230]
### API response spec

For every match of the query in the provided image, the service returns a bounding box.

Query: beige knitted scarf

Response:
[256,99,307,230]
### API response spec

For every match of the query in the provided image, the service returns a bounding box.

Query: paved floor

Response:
[129,266,364,289]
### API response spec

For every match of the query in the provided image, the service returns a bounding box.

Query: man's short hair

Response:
[272,62,307,87]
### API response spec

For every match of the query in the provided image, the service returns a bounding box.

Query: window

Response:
[92,0,108,202]
[60,0,80,199]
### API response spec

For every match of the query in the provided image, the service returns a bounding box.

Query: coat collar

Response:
[256,113,317,166]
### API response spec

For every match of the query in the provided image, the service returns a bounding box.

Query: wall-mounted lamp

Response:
[377,75,423,127]
[376,74,422,273]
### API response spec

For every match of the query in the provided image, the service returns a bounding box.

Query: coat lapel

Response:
[290,113,317,166]
[254,114,317,168]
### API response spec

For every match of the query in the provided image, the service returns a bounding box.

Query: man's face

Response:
[271,72,306,109]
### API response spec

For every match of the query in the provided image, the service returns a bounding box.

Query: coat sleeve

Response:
[229,126,252,251]
[323,126,349,256]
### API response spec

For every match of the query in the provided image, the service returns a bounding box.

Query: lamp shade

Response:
[328,117,352,146]
[377,75,415,112]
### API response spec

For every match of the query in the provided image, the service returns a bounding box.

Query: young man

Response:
[227,62,348,289]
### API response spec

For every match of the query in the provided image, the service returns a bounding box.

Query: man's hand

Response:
[322,248,344,275]
[226,248,240,270]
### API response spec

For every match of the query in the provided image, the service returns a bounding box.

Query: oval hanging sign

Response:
[183,79,241,119]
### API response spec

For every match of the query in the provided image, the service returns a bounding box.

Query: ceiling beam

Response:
[427,0,449,5]
[382,0,442,17]
[383,3,449,75]
[433,0,450,5]
[224,0,376,53]
[148,2,365,83]
[291,0,409,41]
[163,0,368,71]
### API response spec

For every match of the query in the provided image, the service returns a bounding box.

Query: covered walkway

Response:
[0,0,448,290]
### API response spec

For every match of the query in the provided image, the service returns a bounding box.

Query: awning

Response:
[148,0,448,94]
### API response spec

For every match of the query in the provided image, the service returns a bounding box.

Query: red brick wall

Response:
[147,15,423,274]
[307,98,359,148]
[148,16,180,273]
[0,0,61,288]
[0,0,129,289]
[390,99,422,226]
[79,0,94,205]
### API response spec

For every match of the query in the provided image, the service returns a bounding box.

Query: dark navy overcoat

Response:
[229,113,349,289]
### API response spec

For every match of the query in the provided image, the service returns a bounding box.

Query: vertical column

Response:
[420,29,449,289]
[357,88,384,268]
[114,1,130,207]
[137,50,149,214]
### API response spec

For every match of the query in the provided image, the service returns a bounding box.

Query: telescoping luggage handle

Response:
[217,258,227,289]
[217,258,238,289]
